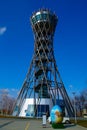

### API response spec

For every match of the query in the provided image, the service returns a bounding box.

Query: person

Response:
[46,111,50,119]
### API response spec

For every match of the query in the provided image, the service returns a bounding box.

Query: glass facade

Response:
[25,104,49,117]
[25,105,34,117]
[37,104,49,117]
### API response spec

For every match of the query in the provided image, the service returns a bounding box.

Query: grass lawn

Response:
[71,119,87,128]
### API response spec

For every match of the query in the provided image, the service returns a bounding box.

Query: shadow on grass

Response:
[0,121,14,128]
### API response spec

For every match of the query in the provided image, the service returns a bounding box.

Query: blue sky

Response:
[0,0,87,98]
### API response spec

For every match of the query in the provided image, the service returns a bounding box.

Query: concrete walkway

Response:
[0,118,87,130]
[29,120,87,130]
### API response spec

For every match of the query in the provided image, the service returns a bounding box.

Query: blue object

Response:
[50,105,63,123]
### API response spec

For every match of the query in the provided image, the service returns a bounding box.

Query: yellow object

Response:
[55,116,63,123]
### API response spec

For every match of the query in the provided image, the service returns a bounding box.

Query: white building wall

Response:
[19,98,53,117]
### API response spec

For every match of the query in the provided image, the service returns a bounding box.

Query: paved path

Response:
[0,118,86,130]
[0,118,29,130]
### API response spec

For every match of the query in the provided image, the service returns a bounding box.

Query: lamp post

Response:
[72,92,77,124]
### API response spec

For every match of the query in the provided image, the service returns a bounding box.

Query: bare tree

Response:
[71,88,87,116]
[0,89,16,115]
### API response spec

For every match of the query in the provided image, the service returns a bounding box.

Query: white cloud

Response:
[0,88,9,94]
[69,84,73,88]
[11,88,17,92]
[0,88,19,98]
[0,27,7,35]
[11,88,19,96]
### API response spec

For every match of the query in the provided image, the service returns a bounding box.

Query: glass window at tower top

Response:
[36,14,41,21]
[31,12,55,25]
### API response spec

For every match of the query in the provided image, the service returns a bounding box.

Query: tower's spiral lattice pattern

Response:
[12,9,74,117]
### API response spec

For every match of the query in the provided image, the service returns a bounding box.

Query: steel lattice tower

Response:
[12,9,74,117]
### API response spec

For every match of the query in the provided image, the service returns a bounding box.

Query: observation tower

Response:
[12,9,74,117]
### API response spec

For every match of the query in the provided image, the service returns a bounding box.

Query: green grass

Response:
[70,119,87,128]
[52,123,64,129]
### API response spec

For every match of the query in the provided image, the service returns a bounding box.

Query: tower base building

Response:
[19,98,65,117]
[19,98,52,117]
